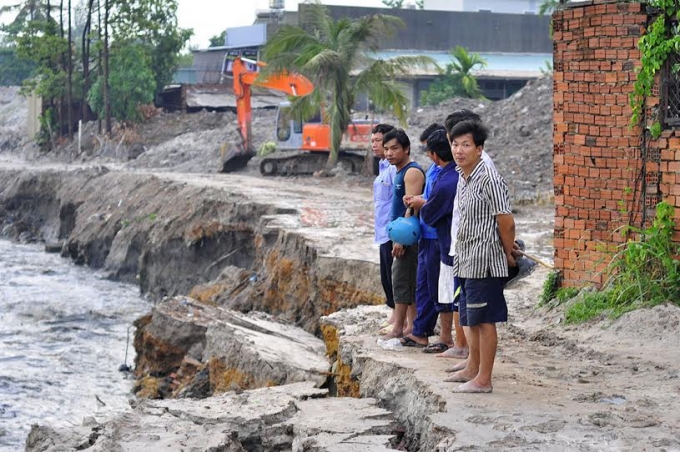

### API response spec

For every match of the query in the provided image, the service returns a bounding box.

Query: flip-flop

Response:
[422,342,449,354]
[400,336,426,348]
[452,381,493,394]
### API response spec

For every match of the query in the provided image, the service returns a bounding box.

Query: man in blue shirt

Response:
[398,123,444,348]
[404,129,459,352]
[372,124,397,327]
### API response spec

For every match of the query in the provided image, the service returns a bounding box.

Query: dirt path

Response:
[333,265,680,451]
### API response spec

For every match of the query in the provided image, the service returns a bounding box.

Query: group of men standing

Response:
[372,110,525,394]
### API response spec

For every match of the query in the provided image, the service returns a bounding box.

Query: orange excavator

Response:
[220,56,376,175]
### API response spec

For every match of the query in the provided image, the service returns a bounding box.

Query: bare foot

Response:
[444,360,468,373]
[381,329,404,340]
[452,380,493,394]
[435,346,469,359]
[402,327,413,336]
[443,370,474,383]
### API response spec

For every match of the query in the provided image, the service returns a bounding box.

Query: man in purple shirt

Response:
[372,124,397,327]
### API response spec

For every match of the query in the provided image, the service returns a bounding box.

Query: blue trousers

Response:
[379,241,394,309]
[411,238,440,338]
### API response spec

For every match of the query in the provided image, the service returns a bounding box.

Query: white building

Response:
[424,0,540,14]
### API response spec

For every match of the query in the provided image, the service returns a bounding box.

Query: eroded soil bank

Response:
[3,163,677,451]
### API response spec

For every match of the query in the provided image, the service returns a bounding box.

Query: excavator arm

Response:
[220,56,314,172]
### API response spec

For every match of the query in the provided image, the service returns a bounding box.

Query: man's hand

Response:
[511,241,523,260]
[404,194,426,210]
[392,243,406,258]
[506,252,517,268]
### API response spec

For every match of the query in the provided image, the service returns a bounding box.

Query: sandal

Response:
[400,336,426,348]
[422,342,449,354]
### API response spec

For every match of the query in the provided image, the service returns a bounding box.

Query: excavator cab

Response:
[275,102,304,150]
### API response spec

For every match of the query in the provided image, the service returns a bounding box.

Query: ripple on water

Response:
[0,239,151,450]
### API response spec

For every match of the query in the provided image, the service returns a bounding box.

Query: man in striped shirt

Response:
[447,120,517,394]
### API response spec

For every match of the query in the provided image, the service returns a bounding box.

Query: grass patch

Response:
[564,202,680,324]
[539,270,561,306]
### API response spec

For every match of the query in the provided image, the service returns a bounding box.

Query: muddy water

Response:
[0,240,151,451]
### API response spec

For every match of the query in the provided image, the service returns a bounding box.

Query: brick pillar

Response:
[552,1,647,287]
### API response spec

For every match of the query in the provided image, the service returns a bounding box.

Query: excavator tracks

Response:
[259,150,366,176]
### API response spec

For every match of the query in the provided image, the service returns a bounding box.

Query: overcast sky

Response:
[178,0,386,48]
[0,0,388,49]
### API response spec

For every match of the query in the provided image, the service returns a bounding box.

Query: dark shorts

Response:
[392,243,418,304]
[458,277,508,326]
[451,276,461,313]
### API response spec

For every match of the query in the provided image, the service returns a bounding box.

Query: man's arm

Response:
[392,167,425,258]
[496,213,516,267]
[404,167,425,199]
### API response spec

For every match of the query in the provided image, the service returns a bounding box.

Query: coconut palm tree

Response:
[538,0,562,15]
[448,45,487,99]
[262,2,433,168]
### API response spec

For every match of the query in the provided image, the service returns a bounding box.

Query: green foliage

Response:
[539,269,562,306]
[630,2,680,130]
[176,51,193,68]
[0,47,35,85]
[88,43,156,123]
[263,2,432,167]
[556,287,579,303]
[382,0,404,7]
[110,0,192,93]
[15,20,69,99]
[258,141,277,157]
[565,202,680,323]
[209,30,226,47]
[538,0,562,16]
[0,0,54,41]
[420,46,486,106]
[540,60,553,76]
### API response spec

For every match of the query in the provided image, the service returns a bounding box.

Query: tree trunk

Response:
[97,0,102,134]
[67,0,72,138]
[81,0,95,122]
[103,0,111,134]
[59,0,65,136]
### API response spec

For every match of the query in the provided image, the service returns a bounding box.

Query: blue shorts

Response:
[458,277,508,326]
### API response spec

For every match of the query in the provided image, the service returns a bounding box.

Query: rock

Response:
[134,296,329,397]
[44,241,63,253]
[25,382,397,452]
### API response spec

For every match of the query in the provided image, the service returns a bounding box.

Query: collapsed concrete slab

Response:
[133,296,330,398]
[25,382,398,452]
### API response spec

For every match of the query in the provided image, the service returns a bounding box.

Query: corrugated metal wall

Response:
[296,5,551,53]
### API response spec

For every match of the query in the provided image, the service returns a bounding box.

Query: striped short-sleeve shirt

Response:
[452,160,512,278]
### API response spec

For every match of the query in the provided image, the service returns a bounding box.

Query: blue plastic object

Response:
[386,216,422,246]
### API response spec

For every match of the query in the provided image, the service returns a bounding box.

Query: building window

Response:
[663,51,680,126]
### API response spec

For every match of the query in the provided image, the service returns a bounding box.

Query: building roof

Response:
[370,50,552,78]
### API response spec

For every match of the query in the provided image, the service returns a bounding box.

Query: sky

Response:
[178,0,387,49]
[0,0,389,49]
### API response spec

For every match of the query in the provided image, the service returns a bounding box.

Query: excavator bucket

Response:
[219,140,254,173]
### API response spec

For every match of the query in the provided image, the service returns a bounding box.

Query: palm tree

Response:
[538,0,562,15]
[448,45,487,99]
[262,2,432,168]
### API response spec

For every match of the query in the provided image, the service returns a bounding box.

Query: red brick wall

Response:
[552,1,680,287]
